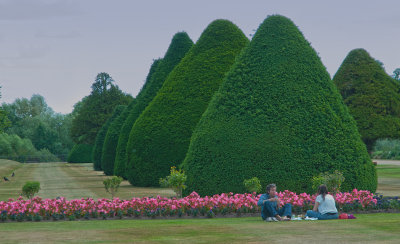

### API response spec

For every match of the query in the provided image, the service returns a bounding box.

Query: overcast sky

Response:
[0,0,398,114]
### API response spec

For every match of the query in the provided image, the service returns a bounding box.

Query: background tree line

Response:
[0,72,131,163]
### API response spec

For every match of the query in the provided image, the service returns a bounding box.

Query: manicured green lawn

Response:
[0,160,174,201]
[1,160,400,200]
[376,165,400,179]
[376,164,400,196]
[0,214,399,243]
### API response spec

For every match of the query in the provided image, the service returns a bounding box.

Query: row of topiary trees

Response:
[71,14,400,196]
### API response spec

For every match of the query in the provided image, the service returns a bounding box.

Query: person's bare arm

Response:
[313,201,320,212]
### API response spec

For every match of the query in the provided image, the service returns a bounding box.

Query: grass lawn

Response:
[0,160,175,201]
[376,164,400,196]
[1,160,400,200]
[0,214,399,243]
[0,160,400,243]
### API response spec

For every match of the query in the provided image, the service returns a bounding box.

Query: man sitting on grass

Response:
[257,183,292,222]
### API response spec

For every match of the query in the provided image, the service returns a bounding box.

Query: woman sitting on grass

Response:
[306,184,339,220]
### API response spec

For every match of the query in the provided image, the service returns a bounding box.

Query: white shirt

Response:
[316,194,338,215]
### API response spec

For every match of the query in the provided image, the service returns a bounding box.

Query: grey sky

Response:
[0,0,398,114]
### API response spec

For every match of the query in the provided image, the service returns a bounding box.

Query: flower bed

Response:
[0,190,397,222]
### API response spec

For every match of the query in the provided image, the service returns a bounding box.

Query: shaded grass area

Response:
[0,161,174,201]
[376,164,400,196]
[0,214,399,243]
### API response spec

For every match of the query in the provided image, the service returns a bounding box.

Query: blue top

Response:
[257,193,278,219]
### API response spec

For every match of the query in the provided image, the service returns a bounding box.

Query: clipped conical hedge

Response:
[126,20,249,186]
[67,144,93,163]
[93,105,126,171]
[183,15,377,196]
[333,49,400,151]
[114,32,193,178]
[101,104,128,175]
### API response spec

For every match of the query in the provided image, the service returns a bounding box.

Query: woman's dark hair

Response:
[266,184,276,194]
[318,184,328,200]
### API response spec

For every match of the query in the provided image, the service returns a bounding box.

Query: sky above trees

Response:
[0,0,398,114]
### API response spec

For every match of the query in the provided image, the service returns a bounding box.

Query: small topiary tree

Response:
[22,181,40,199]
[159,166,187,198]
[243,177,262,194]
[103,176,123,199]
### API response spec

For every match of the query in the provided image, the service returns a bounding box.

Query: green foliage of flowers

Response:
[243,177,262,193]
[126,19,249,187]
[114,32,193,179]
[312,170,345,193]
[159,166,187,198]
[21,181,40,199]
[183,15,376,196]
[333,49,400,151]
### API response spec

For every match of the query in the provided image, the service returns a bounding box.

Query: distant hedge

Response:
[0,133,59,162]
[93,105,125,171]
[333,49,400,151]
[126,20,249,186]
[101,105,128,175]
[114,32,193,178]
[67,144,93,163]
[183,15,377,196]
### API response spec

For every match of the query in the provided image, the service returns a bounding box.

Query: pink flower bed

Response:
[0,189,377,221]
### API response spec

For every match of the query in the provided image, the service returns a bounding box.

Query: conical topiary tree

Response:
[93,105,126,171]
[101,104,129,175]
[114,32,193,178]
[67,144,93,163]
[126,20,249,186]
[333,49,400,151]
[182,15,377,196]
[113,60,159,178]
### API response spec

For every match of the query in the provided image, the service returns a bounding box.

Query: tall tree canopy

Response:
[333,49,400,151]
[183,15,376,196]
[70,72,133,145]
[126,20,249,186]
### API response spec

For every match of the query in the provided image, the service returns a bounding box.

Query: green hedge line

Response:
[93,105,125,170]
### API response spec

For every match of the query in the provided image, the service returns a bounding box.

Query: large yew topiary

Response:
[67,144,93,163]
[126,20,249,186]
[183,15,377,196]
[333,49,400,151]
[113,32,193,178]
[101,104,128,175]
[113,59,159,178]
[93,105,126,171]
